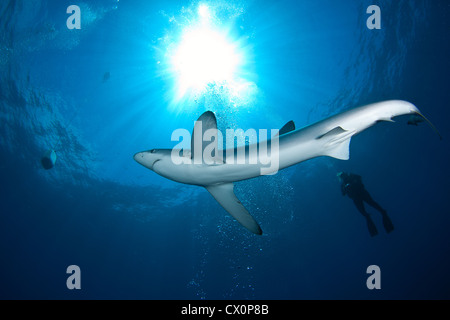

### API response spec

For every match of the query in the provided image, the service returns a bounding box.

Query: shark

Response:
[134,100,440,235]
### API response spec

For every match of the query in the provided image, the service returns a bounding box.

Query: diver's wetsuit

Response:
[340,173,394,236]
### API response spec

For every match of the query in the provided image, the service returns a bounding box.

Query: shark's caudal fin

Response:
[205,183,263,235]
[414,111,442,140]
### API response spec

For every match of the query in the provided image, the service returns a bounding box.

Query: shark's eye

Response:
[150,149,156,153]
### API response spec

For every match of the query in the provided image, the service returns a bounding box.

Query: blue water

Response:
[1,0,449,299]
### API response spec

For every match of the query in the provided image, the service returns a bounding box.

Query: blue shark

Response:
[134,100,439,234]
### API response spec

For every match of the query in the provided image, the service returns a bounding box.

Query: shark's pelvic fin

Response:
[324,139,351,160]
[317,126,355,160]
[205,183,263,235]
[191,111,220,163]
[277,120,296,136]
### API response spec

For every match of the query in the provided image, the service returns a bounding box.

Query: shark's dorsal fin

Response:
[191,111,220,163]
[205,183,262,235]
[276,120,295,137]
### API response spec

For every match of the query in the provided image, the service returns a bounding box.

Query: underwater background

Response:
[1,0,449,299]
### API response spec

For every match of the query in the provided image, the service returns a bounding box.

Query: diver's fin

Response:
[381,212,394,233]
[317,126,356,160]
[365,216,379,237]
[276,120,296,136]
[191,111,221,163]
[205,183,262,235]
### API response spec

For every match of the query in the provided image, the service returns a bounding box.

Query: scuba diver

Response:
[337,172,394,237]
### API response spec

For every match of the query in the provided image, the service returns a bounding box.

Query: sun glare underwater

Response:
[1,0,450,300]
[158,2,256,109]
[171,5,244,95]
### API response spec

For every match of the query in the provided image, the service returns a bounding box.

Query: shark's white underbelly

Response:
[162,138,321,186]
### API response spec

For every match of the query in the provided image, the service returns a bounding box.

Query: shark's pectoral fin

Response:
[205,183,263,235]
[317,126,356,160]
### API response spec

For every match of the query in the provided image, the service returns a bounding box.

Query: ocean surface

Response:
[1,0,449,299]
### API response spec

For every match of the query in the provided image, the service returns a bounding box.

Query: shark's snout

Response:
[133,151,161,170]
[133,152,145,164]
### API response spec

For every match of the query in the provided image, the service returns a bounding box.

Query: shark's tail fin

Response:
[414,111,442,140]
